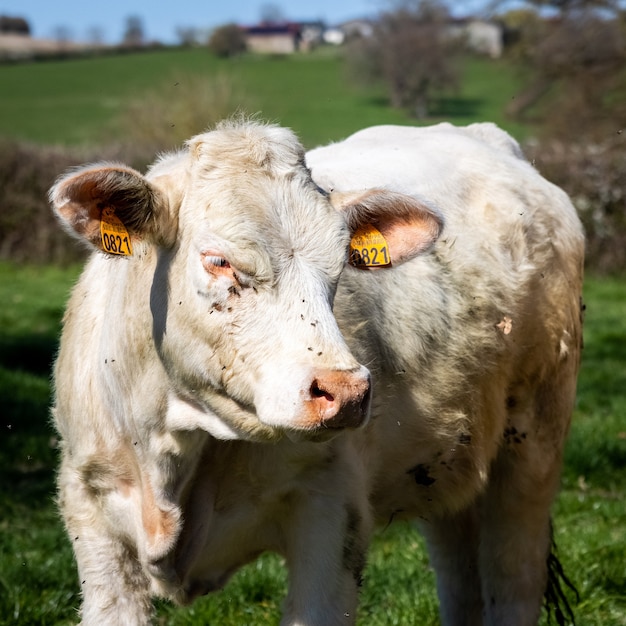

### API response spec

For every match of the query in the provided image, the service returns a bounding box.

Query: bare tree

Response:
[53,25,73,50]
[260,3,286,24]
[87,26,105,47]
[345,0,462,118]
[177,26,203,47]
[123,15,145,47]
[502,0,626,138]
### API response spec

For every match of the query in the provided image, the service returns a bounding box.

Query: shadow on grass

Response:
[361,95,390,108]
[0,335,58,376]
[429,97,483,118]
[359,95,484,120]
[0,332,59,512]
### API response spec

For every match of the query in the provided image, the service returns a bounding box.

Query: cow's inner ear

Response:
[330,189,444,269]
[49,165,169,255]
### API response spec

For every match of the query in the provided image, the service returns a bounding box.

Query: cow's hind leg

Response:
[419,505,483,626]
[59,459,153,625]
[479,375,577,626]
[479,456,555,626]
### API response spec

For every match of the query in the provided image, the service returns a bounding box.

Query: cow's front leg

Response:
[419,505,483,626]
[280,491,372,626]
[58,460,153,625]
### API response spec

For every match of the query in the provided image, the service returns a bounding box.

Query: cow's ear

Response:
[49,163,175,255]
[330,189,444,270]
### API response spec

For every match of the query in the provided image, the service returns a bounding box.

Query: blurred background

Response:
[0,1,624,624]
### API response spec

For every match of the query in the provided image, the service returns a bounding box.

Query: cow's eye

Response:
[201,253,232,273]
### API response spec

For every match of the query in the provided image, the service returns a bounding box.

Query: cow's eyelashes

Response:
[205,255,230,268]
[201,252,233,275]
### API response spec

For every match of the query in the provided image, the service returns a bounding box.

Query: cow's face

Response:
[155,125,374,441]
[49,121,442,442]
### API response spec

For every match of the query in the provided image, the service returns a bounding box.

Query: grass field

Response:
[0,48,529,148]
[0,261,624,625]
[0,46,624,625]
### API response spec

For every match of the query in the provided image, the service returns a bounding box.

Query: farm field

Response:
[0,264,625,625]
[0,47,624,625]
[0,47,529,148]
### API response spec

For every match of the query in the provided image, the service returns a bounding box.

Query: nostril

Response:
[310,381,334,403]
[360,384,372,413]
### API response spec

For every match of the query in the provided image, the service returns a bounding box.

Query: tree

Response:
[53,25,72,48]
[260,3,286,24]
[87,26,105,47]
[176,26,203,47]
[345,0,462,118]
[123,15,145,47]
[0,15,31,35]
[501,0,626,138]
[208,23,247,58]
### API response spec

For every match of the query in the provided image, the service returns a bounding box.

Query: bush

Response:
[115,71,253,153]
[526,135,626,274]
[208,23,247,58]
[0,72,254,265]
[1,126,623,274]
[0,140,86,265]
[503,5,626,142]
[0,140,154,265]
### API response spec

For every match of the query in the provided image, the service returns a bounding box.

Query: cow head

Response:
[49,120,442,442]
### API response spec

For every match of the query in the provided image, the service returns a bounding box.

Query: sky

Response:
[0,0,387,44]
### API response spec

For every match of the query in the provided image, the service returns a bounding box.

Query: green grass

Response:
[0,50,222,146]
[565,278,626,488]
[0,261,624,625]
[0,44,621,625]
[0,264,80,625]
[0,48,528,149]
[547,277,626,625]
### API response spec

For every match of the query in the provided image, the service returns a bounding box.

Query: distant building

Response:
[339,19,374,41]
[242,20,325,54]
[323,28,345,46]
[324,16,504,58]
[299,21,325,52]
[243,23,302,54]
[448,18,504,58]
[0,34,88,60]
[240,17,379,53]
[0,13,95,62]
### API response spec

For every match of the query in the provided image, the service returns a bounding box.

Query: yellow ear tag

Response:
[349,224,390,268]
[100,207,133,256]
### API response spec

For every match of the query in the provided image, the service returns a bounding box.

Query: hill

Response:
[0,47,528,148]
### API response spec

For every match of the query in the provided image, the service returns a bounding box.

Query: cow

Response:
[49,118,584,626]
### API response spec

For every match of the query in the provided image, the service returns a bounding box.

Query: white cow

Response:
[50,119,584,626]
